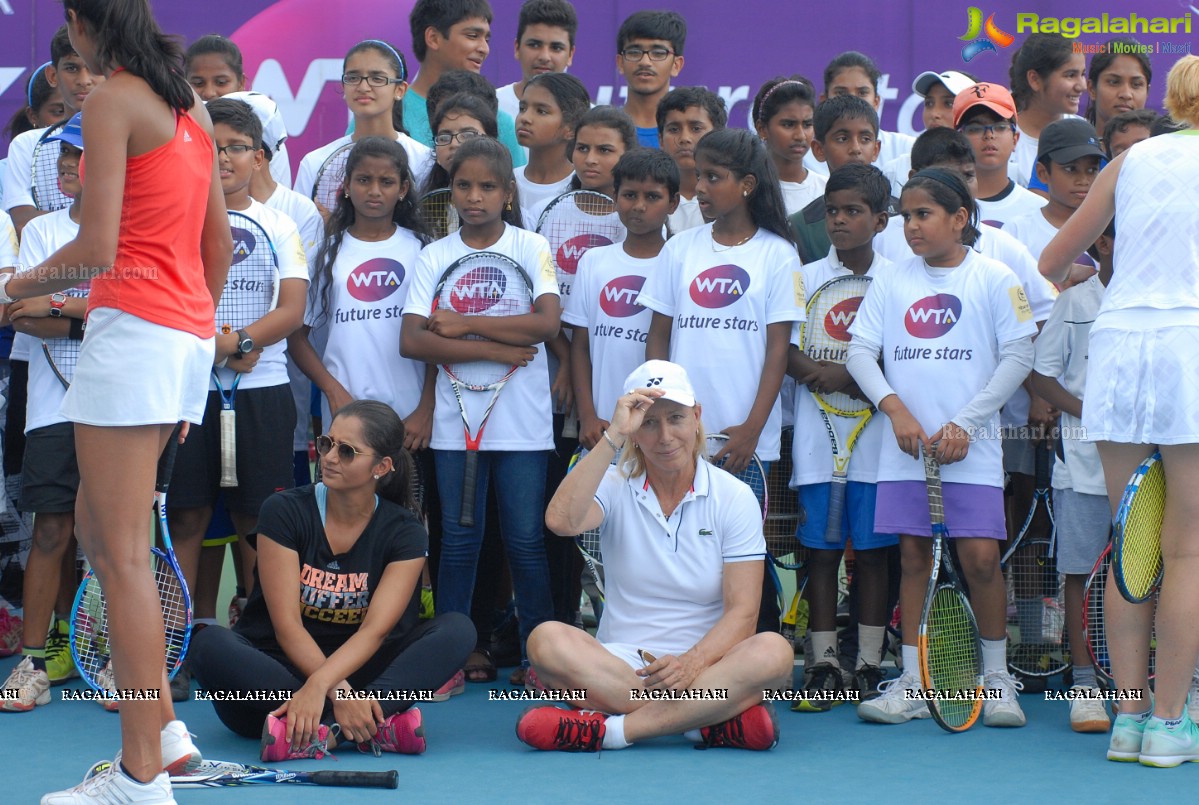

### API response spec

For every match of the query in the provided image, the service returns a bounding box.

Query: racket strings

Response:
[43,285,90,384]
[924,586,982,727]
[155,552,190,672]
[803,278,873,415]
[440,261,533,388]
[1005,538,1068,676]
[418,190,460,240]
[1115,459,1166,601]
[33,132,72,211]
[71,576,111,682]
[538,192,624,291]
[313,147,353,212]
[218,217,278,332]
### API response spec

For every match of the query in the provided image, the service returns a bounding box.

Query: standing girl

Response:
[515,71,591,226]
[422,92,498,195]
[1008,33,1086,192]
[401,137,558,679]
[569,106,637,199]
[753,76,826,216]
[294,40,432,215]
[0,1,233,801]
[846,169,1037,728]
[1084,40,1151,152]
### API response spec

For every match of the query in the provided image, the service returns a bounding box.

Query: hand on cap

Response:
[609,388,664,443]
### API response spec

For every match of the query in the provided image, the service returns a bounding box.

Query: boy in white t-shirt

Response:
[656,87,726,234]
[495,0,578,122]
[565,150,678,451]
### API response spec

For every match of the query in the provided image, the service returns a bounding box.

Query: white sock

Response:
[981,638,1007,676]
[601,714,630,749]
[683,728,703,742]
[856,625,886,670]
[810,631,839,667]
[901,644,919,676]
[1072,664,1098,690]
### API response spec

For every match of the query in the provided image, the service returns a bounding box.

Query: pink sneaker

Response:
[260,714,331,761]
[430,670,465,702]
[525,666,549,694]
[0,609,22,657]
[358,707,426,755]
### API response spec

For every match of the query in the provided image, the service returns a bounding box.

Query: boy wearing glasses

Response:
[954,83,1047,229]
[616,10,686,148]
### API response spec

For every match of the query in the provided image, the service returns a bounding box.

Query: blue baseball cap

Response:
[47,113,84,150]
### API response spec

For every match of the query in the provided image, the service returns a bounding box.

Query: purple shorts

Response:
[874,481,1006,539]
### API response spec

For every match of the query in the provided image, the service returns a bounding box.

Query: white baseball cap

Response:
[622,360,696,407]
[912,70,976,98]
[221,90,288,154]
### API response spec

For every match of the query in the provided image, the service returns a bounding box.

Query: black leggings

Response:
[189,612,476,738]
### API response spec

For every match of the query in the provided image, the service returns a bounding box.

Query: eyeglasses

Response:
[433,129,483,146]
[341,73,403,87]
[315,435,379,464]
[216,144,255,156]
[620,46,674,63]
[959,122,1015,137]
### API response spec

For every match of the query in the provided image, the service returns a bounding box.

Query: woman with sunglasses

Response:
[188,400,475,760]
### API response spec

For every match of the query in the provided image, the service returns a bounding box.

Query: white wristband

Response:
[0,272,15,304]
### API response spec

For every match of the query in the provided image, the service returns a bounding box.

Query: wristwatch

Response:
[235,329,254,356]
[49,292,67,317]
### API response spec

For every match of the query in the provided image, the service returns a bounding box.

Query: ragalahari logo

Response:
[959,6,1015,62]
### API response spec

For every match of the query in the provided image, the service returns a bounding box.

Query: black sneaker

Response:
[852,664,888,702]
[792,663,845,712]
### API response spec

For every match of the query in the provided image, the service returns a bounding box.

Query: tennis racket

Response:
[1111,451,1165,604]
[30,120,71,212]
[311,142,355,212]
[41,285,91,390]
[764,425,804,570]
[1001,439,1068,678]
[418,188,461,241]
[86,759,398,789]
[1083,543,1157,683]
[917,451,984,732]
[799,275,874,543]
[567,446,607,622]
[536,190,625,300]
[433,251,535,527]
[70,423,192,695]
[214,210,280,487]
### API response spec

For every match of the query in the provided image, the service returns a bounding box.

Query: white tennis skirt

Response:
[60,307,214,427]
[1082,325,1199,445]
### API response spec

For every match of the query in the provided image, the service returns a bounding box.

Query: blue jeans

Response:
[433,449,553,660]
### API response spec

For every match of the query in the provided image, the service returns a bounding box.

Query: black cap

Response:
[1038,118,1105,164]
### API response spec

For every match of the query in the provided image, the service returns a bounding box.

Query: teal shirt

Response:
[400,89,527,168]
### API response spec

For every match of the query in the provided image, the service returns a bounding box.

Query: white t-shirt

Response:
[403,224,558,450]
[780,173,828,218]
[306,225,426,423]
[294,134,433,205]
[593,459,766,654]
[0,209,16,265]
[16,209,81,432]
[805,129,915,177]
[497,82,520,121]
[638,224,804,462]
[216,199,308,391]
[1013,127,1040,190]
[562,243,659,423]
[882,151,911,198]
[1006,209,1098,281]
[976,181,1047,230]
[1033,276,1106,496]
[668,195,705,235]
[515,166,573,230]
[790,249,891,486]
[849,249,1038,485]
[2,128,42,212]
[266,184,324,266]
[269,140,292,189]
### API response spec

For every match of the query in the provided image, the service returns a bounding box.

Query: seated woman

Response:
[189,400,475,760]
[518,360,794,752]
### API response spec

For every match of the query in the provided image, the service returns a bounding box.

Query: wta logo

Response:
[905,294,962,338]
[347,258,405,303]
[450,268,507,314]
[689,265,750,309]
[557,234,613,275]
[959,7,1015,62]
[823,297,864,342]
[599,275,646,317]
[230,227,257,265]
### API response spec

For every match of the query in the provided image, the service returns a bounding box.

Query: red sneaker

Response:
[358,707,426,755]
[699,703,779,750]
[260,714,331,761]
[515,706,606,752]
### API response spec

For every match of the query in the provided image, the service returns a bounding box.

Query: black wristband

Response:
[69,317,86,341]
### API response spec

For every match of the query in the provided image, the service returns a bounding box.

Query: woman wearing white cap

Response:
[514,359,793,753]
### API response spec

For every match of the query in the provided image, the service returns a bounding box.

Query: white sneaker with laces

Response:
[856,672,930,724]
[40,762,175,805]
[1069,685,1111,733]
[0,656,51,711]
[983,670,1026,727]
[160,720,202,775]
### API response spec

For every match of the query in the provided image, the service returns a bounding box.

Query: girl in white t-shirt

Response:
[400,136,559,680]
[421,93,497,197]
[1008,34,1086,192]
[568,106,637,199]
[514,72,589,228]
[847,169,1036,727]
[753,76,827,217]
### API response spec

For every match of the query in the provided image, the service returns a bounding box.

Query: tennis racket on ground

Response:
[213,211,280,487]
[917,450,984,732]
[1083,542,1157,683]
[433,251,535,528]
[311,142,355,212]
[535,190,625,300]
[41,285,91,390]
[418,188,460,241]
[1111,451,1165,604]
[799,275,874,543]
[1001,439,1068,678]
[30,120,71,212]
[70,423,193,694]
[86,759,398,789]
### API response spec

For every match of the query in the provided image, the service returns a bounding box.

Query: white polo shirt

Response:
[593,459,765,655]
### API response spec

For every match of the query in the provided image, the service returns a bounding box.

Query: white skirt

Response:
[1083,326,1199,445]
[60,307,214,427]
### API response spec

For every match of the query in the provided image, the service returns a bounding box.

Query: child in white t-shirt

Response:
[514,73,589,228]
[753,76,827,217]
[656,87,726,234]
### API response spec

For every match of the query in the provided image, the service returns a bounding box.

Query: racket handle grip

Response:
[219,409,238,488]
[309,770,400,789]
[157,422,184,493]
[824,482,847,543]
[459,451,479,527]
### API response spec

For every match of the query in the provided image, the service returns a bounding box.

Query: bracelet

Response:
[0,272,15,305]
[602,430,624,453]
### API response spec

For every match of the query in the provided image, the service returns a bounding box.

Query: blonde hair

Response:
[618,406,706,479]
[1164,55,1199,127]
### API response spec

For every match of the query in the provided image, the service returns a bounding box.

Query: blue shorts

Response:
[797,482,899,551]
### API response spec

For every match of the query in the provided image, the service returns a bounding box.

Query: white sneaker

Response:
[41,762,176,804]
[856,672,931,724]
[160,720,202,775]
[1069,686,1111,733]
[0,656,51,712]
[983,670,1026,727]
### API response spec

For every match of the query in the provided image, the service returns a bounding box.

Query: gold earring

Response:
[505,200,512,211]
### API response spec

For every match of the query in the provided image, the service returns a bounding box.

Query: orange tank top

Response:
[86,110,216,338]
